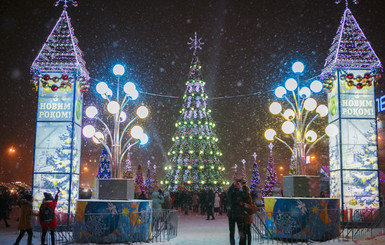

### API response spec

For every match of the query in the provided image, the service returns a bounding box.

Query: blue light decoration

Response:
[30,2,89,215]
[322,5,382,210]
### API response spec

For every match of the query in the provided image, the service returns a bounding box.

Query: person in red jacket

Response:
[39,189,60,245]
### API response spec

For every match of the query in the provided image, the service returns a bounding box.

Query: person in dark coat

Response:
[227,179,248,245]
[0,189,11,227]
[206,189,215,220]
[39,189,60,245]
[242,182,257,245]
[14,194,34,245]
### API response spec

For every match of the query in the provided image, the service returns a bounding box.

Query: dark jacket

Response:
[227,184,249,219]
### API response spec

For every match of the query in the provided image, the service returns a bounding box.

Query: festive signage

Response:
[376,95,385,113]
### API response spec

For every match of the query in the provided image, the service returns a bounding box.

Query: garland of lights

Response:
[323,72,381,92]
[31,73,90,93]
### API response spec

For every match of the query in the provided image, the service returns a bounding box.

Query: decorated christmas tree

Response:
[152,164,159,191]
[96,147,111,179]
[144,160,153,192]
[250,153,261,194]
[122,152,133,179]
[162,33,227,192]
[135,163,145,193]
[241,159,246,180]
[262,143,279,197]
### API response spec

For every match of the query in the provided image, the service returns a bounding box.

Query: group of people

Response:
[11,188,61,245]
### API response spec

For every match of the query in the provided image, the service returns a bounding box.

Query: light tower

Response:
[30,0,89,214]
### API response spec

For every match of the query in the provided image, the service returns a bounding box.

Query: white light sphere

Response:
[120,111,127,122]
[284,109,295,120]
[264,129,276,141]
[285,78,298,91]
[124,82,136,94]
[305,130,317,142]
[316,104,328,117]
[325,124,339,137]
[299,87,311,98]
[85,106,98,119]
[82,125,95,138]
[136,106,149,119]
[139,133,149,145]
[130,125,144,139]
[129,89,139,100]
[96,82,108,94]
[282,121,295,134]
[107,101,120,114]
[304,98,317,111]
[310,80,323,93]
[113,64,125,76]
[292,61,304,73]
[93,131,104,144]
[275,86,287,98]
[269,102,282,115]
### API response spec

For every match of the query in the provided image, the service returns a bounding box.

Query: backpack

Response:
[40,204,54,223]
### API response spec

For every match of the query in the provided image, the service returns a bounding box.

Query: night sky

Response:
[1,0,385,186]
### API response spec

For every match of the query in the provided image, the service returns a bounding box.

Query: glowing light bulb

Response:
[292,61,304,73]
[269,102,282,115]
[113,64,125,76]
[285,78,297,91]
[264,129,276,141]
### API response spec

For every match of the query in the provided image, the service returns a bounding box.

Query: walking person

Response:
[206,188,215,220]
[242,181,257,245]
[227,177,248,245]
[39,189,60,245]
[214,192,221,215]
[14,194,34,245]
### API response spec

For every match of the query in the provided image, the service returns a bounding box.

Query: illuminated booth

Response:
[322,7,382,211]
[30,3,89,215]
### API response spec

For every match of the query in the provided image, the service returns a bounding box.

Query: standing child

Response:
[39,189,60,245]
[14,194,34,245]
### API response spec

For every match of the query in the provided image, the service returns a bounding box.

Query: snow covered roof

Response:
[31,9,89,78]
[322,7,382,76]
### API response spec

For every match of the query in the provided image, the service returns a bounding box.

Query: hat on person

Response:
[44,192,53,200]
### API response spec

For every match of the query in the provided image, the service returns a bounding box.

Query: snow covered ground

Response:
[1,208,385,244]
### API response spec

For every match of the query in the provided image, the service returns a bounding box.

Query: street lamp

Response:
[264,61,338,175]
[82,64,149,179]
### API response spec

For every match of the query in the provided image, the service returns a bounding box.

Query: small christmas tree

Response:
[96,147,111,179]
[145,160,153,192]
[262,143,279,197]
[135,163,145,193]
[122,152,133,179]
[250,153,261,193]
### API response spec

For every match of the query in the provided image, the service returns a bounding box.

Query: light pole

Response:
[264,61,338,175]
[82,64,149,179]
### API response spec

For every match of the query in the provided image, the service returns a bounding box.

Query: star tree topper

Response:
[252,152,257,161]
[55,0,78,9]
[188,32,204,55]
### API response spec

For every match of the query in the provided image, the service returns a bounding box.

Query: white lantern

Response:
[325,124,339,137]
[96,82,108,95]
[264,129,276,141]
[120,111,127,122]
[113,64,125,76]
[136,106,149,119]
[283,109,295,120]
[131,125,144,139]
[316,104,328,117]
[274,86,287,98]
[124,82,138,99]
[93,131,104,144]
[304,98,317,111]
[82,125,95,138]
[85,106,98,119]
[310,80,323,93]
[299,87,311,98]
[139,133,149,145]
[305,130,317,142]
[292,61,304,73]
[107,101,120,114]
[285,78,298,91]
[269,102,282,115]
[282,121,295,134]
